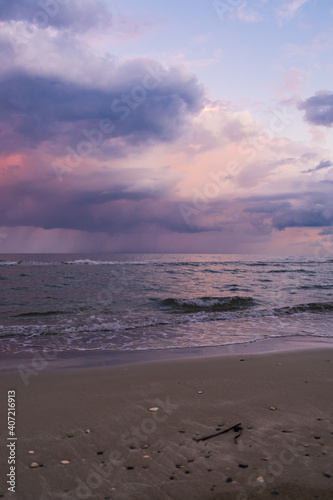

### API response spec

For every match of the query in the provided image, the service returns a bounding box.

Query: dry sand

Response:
[0,344,333,499]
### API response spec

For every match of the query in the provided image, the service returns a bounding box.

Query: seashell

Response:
[30,462,39,468]
[148,407,159,412]
[61,460,70,465]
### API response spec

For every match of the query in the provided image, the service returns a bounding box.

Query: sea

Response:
[0,254,332,355]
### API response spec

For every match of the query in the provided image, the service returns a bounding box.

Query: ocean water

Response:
[0,254,332,354]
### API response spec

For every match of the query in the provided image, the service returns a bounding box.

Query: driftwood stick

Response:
[193,422,241,442]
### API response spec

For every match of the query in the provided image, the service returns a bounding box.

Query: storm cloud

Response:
[0,63,205,153]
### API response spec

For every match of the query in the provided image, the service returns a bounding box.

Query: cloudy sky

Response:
[0,0,333,254]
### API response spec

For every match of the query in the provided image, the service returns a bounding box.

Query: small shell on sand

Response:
[148,407,159,412]
[269,406,277,411]
[30,462,39,468]
[143,455,150,459]
[61,460,70,465]
[257,476,265,483]
[85,429,91,433]
[28,450,35,454]
[198,391,203,394]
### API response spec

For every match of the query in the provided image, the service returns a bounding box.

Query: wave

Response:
[13,310,69,318]
[268,269,315,274]
[274,301,333,315]
[160,296,256,312]
[0,259,150,267]
[63,259,149,266]
[1,300,333,343]
[1,257,332,267]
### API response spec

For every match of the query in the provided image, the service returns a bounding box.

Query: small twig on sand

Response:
[193,423,242,442]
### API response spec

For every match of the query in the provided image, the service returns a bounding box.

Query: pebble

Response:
[143,455,150,459]
[126,466,134,470]
[85,429,91,434]
[30,462,39,468]
[257,476,265,483]
[282,430,293,433]
[238,462,249,468]
[226,477,232,483]
[324,472,331,478]
[61,460,70,465]
[67,434,74,438]
[271,491,279,495]
[269,407,277,411]
[261,457,268,461]
[169,476,175,480]
[188,459,194,463]
[148,407,159,412]
[314,436,321,440]
[176,464,184,469]
[28,450,35,454]
[142,444,149,449]
[97,451,104,455]
[198,391,203,394]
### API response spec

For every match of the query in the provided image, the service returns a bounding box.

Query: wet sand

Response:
[0,342,332,499]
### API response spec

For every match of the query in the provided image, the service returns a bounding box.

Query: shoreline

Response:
[0,343,332,499]
[1,335,333,375]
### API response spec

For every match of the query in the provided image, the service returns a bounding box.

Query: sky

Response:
[0,0,333,254]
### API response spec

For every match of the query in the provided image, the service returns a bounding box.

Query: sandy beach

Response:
[1,340,333,500]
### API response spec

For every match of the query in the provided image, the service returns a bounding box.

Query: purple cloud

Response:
[302,159,332,174]
[299,91,333,127]
[0,0,113,32]
[0,62,205,154]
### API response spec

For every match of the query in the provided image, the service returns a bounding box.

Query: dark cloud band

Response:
[299,92,333,127]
